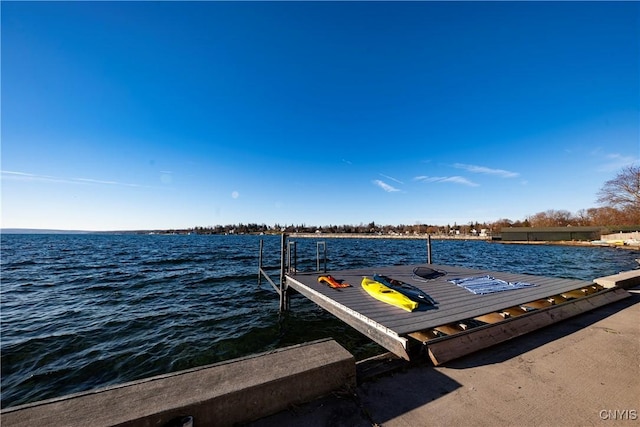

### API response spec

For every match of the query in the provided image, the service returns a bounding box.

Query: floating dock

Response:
[261,236,633,365]
[286,265,630,364]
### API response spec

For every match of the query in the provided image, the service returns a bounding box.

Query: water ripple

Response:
[1,234,638,408]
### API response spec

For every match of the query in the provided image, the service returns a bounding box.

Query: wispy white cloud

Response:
[373,179,400,192]
[1,170,147,188]
[76,178,120,185]
[414,175,480,187]
[379,173,404,185]
[2,171,33,177]
[596,153,638,172]
[2,170,76,184]
[341,159,353,165]
[453,163,519,178]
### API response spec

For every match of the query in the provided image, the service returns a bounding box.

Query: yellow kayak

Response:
[361,277,419,312]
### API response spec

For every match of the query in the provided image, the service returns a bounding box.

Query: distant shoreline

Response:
[0,228,96,234]
[288,233,640,250]
[288,232,489,240]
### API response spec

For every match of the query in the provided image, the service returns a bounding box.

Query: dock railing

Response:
[259,233,332,312]
[259,233,433,312]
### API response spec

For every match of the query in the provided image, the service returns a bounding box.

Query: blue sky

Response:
[2,1,638,231]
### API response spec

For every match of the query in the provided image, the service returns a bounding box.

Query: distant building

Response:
[500,226,602,242]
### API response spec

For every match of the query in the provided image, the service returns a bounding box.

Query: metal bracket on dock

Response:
[258,234,291,312]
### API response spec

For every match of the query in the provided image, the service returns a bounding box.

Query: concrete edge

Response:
[1,339,356,427]
[594,269,640,290]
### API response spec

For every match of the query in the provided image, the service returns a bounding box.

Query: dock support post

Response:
[258,239,263,287]
[317,241,327,272]
[427,234,432,264]
[257,236,290,312]
[279,233,289,312]
[287,241,297,274]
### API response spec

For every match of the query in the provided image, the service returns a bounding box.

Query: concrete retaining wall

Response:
[594,270,640,290]
[1,339,355,427]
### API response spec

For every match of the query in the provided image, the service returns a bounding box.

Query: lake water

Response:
[1,233,638,408]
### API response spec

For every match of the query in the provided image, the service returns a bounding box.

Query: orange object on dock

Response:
[318,275,351,288]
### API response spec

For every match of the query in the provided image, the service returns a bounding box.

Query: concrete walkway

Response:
[249,287,640,427]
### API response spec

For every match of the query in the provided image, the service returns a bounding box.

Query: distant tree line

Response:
[168,222,492,236]
[186,222,486,235]
[156,165,639,235]
[488,166,639,229]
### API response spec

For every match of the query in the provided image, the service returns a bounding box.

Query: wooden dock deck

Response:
[284,263,631,364]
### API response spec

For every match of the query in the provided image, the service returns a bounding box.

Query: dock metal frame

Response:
[259,234,633,364]
[258,234,290,312]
